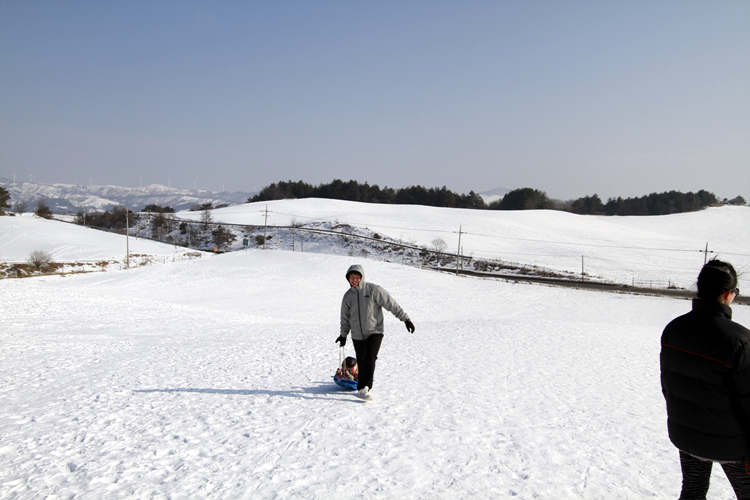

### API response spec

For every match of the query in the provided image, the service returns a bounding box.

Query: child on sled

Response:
[335,356,358,381]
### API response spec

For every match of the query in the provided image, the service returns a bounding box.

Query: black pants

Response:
[679,450,750,500]
[352,334,383,391]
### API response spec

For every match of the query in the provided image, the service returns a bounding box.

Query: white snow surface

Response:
[181,200,750,289]
[2,202,750,499]
[0,214,192,263]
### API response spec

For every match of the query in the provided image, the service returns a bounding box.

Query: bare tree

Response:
[14,201,27,214]
[28,250,53,273]
[201,209,213,229]
[151,211,167,239]
[164,213,176,233]
[431,237,447,254]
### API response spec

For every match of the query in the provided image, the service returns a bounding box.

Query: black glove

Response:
[335,336,347,346]
[404,320,415,334]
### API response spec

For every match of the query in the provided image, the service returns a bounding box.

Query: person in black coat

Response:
[661,259,750,499]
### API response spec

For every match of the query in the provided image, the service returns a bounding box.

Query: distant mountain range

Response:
[0,177,256,213]
[478,186,510,204]
[0,177,509,213]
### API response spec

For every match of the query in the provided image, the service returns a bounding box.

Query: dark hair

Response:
[697,259,738,302]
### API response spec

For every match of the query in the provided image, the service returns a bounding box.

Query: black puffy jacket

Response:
[661,299,750,462]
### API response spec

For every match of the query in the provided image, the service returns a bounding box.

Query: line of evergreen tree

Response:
[568,190,721,216]
[0,186,10,215]
[491,188,735,215]
[248,180,743,216]
[248,179,486,209]
[487,188,553,210]
[143,204,175,213]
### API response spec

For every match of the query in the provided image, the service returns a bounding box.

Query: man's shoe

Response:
[355,387,372,400]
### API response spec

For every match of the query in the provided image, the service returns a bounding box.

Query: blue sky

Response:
[1,0,748,200]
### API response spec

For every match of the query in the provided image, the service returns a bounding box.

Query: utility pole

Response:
[262,205,269,249]
[455,225,463,276]
[581,255,585,281]
[703,243,709,264]
[125,205,130,268]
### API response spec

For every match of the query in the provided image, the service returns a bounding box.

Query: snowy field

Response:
[1,203,749,499]
[0,214,197,276]
[183,200,750,289]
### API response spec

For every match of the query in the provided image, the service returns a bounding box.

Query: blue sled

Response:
[333,375,358,390]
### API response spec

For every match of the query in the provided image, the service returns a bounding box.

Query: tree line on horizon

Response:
[0,183,746,219]
[0,186,9,215]
[248,179,487,209]
[492,188,746,215]
[246,180,746,216]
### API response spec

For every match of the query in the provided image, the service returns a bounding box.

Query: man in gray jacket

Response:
[337,264,415,400]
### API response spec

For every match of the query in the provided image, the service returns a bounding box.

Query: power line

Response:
[174,210,750,261]
[259,210,750,256]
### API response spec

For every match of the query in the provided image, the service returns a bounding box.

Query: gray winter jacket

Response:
[340,264,410,340]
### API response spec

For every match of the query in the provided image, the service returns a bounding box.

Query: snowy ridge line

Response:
[77,222,211,254]
[0,254,204,279]
[169,213,750,263]
[165,215,730,286]
[243,205,749,257]
[69,214,734,288]
[75,215,585,283]
[187,212,750,259]
[81,216,433,257]
[6,202,747,290]
[259,224,453,257]
[154,214,466,261]
[166,216,663,272]
[0,253,202,266]
[173,217,560,278]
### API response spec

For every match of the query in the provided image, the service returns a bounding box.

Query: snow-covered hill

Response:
[2,200,749,290]
[1,201,749,498]
[0,178,255,213]
[182,199,750,290]
[1,244,747,498]
[0,214,198,276]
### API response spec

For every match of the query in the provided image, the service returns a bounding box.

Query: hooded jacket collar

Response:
[346,264,366,290]
[692,298,732,320]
